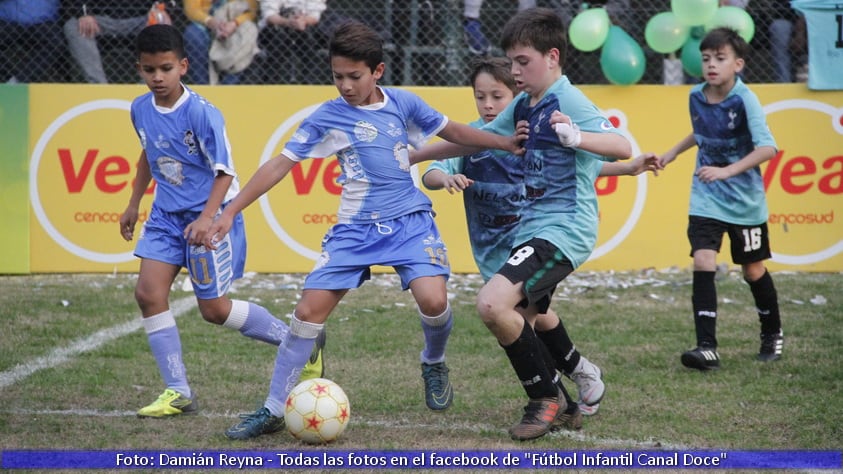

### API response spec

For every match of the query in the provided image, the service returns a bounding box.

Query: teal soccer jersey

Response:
[482,76,623,269]
[687,78,777,226]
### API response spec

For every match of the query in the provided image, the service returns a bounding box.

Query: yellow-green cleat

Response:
[299,328,326,381]
[137,388,197,418]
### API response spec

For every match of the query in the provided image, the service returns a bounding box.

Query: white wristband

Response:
[553,122,582,148]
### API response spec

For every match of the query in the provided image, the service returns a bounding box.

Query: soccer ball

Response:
[285,378,350,444]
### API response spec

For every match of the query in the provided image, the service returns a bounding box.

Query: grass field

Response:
[0,269,841,472]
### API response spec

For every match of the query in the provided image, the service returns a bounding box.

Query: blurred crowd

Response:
[0,0,808,86]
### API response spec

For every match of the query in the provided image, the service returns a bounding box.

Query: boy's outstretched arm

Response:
[422,168,474,194]
[658,133,696,168]
[600,152,662,177]
[549,111,631,159]
[204,153,297,249]
[412,120,528,165]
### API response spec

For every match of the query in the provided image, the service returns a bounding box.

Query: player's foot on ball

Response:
[421,362,453,410]
[137,388,197,418]
[681,345,720,371]
[225,407,285,440]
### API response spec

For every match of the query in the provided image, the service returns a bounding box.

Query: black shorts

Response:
[687,216,772,265]
[497,238,575,314]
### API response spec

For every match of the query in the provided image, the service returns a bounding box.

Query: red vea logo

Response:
[31,99,147,263]
[763,100,843,265]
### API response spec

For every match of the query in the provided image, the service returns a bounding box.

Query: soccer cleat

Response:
[137,388,197,418]
[225,407,285,440]
[463,18,491,55]
[508,391,565,441]
[554,401,583,431]
[757,330,784,362]
[300,328,326,381]
[421,362,453,410]
[568,356,605,411]
[681,345,720,371]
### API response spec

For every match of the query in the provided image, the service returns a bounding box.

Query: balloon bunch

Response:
[646,0,755,78]
[568,8,645,85]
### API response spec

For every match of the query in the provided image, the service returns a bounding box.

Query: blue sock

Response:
[143,310,190,398]
[224,300,289,345]
[419,304,453,364]
[264,315,323,416]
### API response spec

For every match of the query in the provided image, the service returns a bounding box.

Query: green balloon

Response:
[569,8,611,52]
[671,0,718,26]
[645,11,691,53]
[600,26,646,85]
[706,6,756,42]
[681,37,702,77]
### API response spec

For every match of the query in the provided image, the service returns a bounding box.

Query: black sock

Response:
[537,337,573,405]
[692,271,718,347]
[502,323,559,400]
[536,320,580,375]
[747,270,781,335]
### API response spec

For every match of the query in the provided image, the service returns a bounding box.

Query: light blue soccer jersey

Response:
[284,87,447,224]
[424,118,525,281]
[130,86,239,213]
[687,78,776,225]
[483,76,622,269]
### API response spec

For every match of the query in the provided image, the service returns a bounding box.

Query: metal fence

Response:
[3,0,808,86]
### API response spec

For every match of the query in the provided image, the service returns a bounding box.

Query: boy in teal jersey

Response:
[422,56,659,420]
[413,8,633,440]
[658,27,783,371]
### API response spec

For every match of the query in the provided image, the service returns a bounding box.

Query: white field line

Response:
[0,292,681,450]
[1,407,684,450]
[0,297,195,390]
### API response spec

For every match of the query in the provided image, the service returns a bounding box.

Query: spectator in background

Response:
[64,0,154,83]
[183,0,259,84]
[0,0,65,83]
[463,0,538,56]
[750,0,801,82]
[253,0,350,84]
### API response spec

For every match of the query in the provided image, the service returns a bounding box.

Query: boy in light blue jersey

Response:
[204,19,525,440]
[658,27,783,371]
[120,24,322,420]
[423,56,659,420]
[413,8,632,441]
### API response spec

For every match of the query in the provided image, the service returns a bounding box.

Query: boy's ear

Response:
[546,48,560,69]
[180,57,189,75]
[735,57,745,74]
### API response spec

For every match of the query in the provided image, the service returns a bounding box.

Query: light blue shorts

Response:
[134,204,246,299]
[305,211,450,291]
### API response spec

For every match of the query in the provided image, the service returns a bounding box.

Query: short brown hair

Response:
[500,8,567,67]
[329,19,384,72]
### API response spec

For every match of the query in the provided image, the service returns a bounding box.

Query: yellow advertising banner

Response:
[27,84,843,273]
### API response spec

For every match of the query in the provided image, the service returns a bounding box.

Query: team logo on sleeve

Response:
[354,121,378,142]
